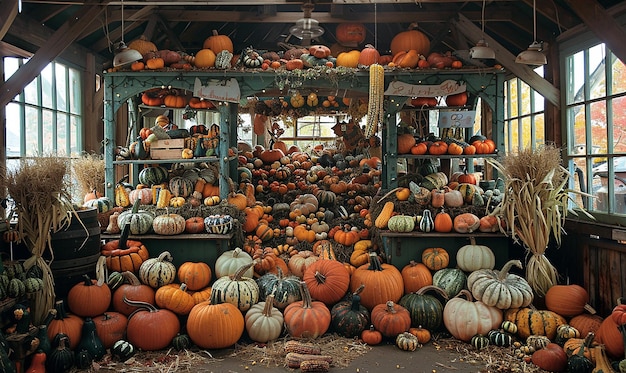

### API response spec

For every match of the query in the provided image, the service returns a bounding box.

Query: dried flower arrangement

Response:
[72,152,105,198]
[3,155,77,323]
[488,144,591,297]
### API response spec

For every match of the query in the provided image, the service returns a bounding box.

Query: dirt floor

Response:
[70,334,541,373]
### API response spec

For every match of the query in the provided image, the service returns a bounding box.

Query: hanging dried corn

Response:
[365,63,385,139]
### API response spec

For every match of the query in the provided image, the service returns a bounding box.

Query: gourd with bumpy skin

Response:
[467,259,534,310]
[396,332,419,351]
[387,215,415,232]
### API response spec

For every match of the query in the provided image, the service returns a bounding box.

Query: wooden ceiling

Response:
[2,0,626,66]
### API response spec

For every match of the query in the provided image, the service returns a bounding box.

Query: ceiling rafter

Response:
[0,0,19,41]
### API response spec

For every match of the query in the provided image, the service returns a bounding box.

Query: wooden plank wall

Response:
[563,220,626,317]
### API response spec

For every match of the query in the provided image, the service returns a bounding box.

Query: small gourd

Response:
[25,351,45,373]
[172,333,192,351]
[396,332,419,351]
[592,344,616,373]
[77,317,106,360]
[470,334,490,350]
[111,339,136,362]
[387,215,415,233]
[419,209,434,232]
[74,349,93,369]
[488,329,513,347]
[567,332,595,373]
[46,336,74,373]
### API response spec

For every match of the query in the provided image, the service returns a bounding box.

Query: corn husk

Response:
[488,145,592,297]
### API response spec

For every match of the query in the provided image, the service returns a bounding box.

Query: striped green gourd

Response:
[168,176,194,198]
[23,277,43,293]
[138,251,177,289]
[488,329,513,347]
[83,197,114,213]
[255,267,302,310]
[432,268,467,299]
[107,271,125,291]
[420,172,448,190]
[399,285,448,332]
[330,285,370,338]
[418,209,435,233]
[138,166,169,186]
[117,198,154,235]
[8,278,25,298]
[210,262,259,312]
[470,334,490,350]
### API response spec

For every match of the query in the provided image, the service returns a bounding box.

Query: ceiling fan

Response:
[288,1,324,46]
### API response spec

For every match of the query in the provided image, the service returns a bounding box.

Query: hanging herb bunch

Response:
[488,144,591,297]
[3,155,78,324]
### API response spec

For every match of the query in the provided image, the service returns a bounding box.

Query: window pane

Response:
[70,115,80,156]
[613,95,626,154]
[520,81,531,116]
[42,109,54,153]
[590,100,607,154]
[24,77,38,106]
[520,116,532,148]
[4,57,19,79]
[533,90,544,112]
[534,114,545,149]
[611,52,626,96]
[566,50,585,105]
[69,67,81,114]
[589,44,606,100]
[25,106,39,156]
[508,80,518,117]
[6,102,21,157]
[57,113,67,155]
[56,64,68,112]
[569,104,586,154]
[41,64,53,109]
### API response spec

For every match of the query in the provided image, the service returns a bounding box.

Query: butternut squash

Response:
[375,201,395,229]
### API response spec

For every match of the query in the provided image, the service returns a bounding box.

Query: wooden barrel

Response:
[48,207,102,300]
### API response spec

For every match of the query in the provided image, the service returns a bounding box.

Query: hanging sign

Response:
[384,79,466,97]
[193,78,241,103]
[438,110,476,128]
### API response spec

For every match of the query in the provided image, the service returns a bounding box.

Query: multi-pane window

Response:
[503,68,546,153]
[563,42,626,219]
[4,57,82,170]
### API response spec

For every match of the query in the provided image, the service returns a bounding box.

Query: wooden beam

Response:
[563,0,626,65]
[0,4,107,107]
[0,0,18,40]
[451,13,560,108]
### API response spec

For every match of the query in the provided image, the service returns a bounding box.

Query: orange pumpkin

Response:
[303,259,351,306]
[390,23,431,57]
[397,133,416,154]
[336,23,367,46]
[194,49,216,68]
[177,261,212,291]
[283,282,331,339]
[401,261,433,294]
[433,210,453,233]
[358,44,380,66]
[203,29,234,53]
[421,247,449,270]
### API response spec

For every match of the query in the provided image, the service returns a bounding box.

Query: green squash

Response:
[432,268,467,299]
[470,334,490,350]
[117,198,155,235]
[77,317,106,360]
[169,176,194,198]
[26,264,43,279]
[134,136,149,160]
[567,332,595,373]
[418,209,434,233]
[172,333,192,351]
[487,329,513,347]
[255,267,302,310]
[7,278,25,298]
[387,215,415,233]
[107,271,125,291]
[330,285,370,338]
[46,336,75,373]
[23,277,43,293]
[398,285,448,332]
[138,166,169,186]
[75,349,93,369]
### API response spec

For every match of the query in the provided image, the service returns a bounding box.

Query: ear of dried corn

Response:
[488,145,593,297]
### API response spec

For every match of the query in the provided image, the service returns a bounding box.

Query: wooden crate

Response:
[150,138,185,159]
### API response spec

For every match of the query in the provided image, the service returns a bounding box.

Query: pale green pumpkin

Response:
[387,215,416,232]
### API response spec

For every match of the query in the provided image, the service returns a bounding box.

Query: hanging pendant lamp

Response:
[469,0,495,59]
[113,0,142,68]
[515,0,547,66]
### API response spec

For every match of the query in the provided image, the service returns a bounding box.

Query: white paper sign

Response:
[438,110,476,128]
[384,79,466,97]
[193,78,241,103]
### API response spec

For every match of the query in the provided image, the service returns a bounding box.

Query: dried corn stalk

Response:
[488,145,592,297]
[364,63,384,139]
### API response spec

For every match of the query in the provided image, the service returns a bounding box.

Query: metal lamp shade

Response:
[113,42,143,68]
[515,41,547,66]
[469,40,495,59]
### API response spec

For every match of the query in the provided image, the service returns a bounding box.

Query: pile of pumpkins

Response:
[111,22,475,73]
[3,227,624,373]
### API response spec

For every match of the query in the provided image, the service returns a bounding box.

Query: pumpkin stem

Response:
[82,274,94,286]
[313,271,327,284]
[53,300,68,320]
[124,296,159,318]
[583,303,597,314]
[415,284,449,300]
[231,262,256,280]
[42,307,57,326]
[263,294,276,317]
[367,252,383,272]
[157,251,174,263]
[497,259,522,281]
[122,271,142,286]
[119,221,131,248]
[352,283,365,296]
[298,281,313,309]
[456,289,473,302]
[131,196,141,213]
[385,301,397,313]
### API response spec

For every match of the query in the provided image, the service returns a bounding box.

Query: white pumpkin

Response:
[214,247,254,278]
[244,294,284,343]
[456,237,496,272]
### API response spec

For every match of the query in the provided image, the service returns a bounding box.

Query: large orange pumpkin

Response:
[390,23,431,57]
[349,253,404,310]
[187,301,245,349]
[303,259,351,306]
[203,29,234,53]
[336,23,367,46]
[283,282,331,339]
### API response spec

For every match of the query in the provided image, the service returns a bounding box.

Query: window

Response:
[4,57,83,170]
[503,68,545,153]
[563,42,626,219]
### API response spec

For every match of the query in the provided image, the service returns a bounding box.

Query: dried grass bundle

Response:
[4,155,77,324]
[72,152,105,197]
[488,144,590,297]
